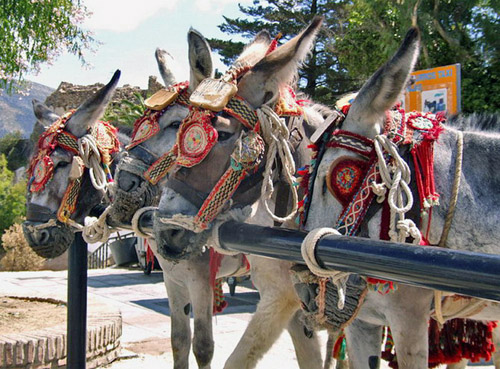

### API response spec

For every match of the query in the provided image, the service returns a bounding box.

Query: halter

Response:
[154,62,306,232]
[27,111,120,227]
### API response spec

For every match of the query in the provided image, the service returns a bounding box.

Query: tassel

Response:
[333,332,347,361]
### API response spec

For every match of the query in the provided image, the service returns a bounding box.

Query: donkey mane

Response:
[447,112,500,133]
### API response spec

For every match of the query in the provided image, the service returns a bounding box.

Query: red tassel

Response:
[209,249,228,314]
[266,32,282,55]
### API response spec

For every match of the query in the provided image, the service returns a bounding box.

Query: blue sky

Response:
[29,0,253,89]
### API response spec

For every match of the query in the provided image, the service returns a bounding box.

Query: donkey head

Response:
[22,71,120,259]
[153,17,323,260]
[108,29,214,227]
[304,28,420,234]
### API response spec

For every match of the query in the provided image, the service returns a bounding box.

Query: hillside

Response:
[0,82,55,138]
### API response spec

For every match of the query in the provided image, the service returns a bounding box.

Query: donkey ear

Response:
[344,27,420,136]
[237,16,323,108]
[155,48,177,87]
[235,30,273,67]
[188,28,213,91]
[65,70,120,137]
[32,99,60,128]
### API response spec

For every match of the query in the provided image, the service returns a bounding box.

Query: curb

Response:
[0,297,122,369]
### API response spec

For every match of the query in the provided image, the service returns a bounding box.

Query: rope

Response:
[438,130,463,247]
[78,134,109,197]
[131,206,158,238]
[82,206,111,243]
[432,290,488,326]
[373,135,421,244]
[205,206,253,256]
[257,105,299,224]
[301,227,350,309]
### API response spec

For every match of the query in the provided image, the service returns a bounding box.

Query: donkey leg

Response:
[446,359,467,369]
[187,257,214,369]
[384,286,433,369]
[345,319,383,369]
[287,310,323,369]
[224,257,320,369]
[164,273,192,369]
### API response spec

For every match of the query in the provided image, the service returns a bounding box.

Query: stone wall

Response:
[44,76,164,116]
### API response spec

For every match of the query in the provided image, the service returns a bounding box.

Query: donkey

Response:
[104,29,256,369]
[302,27,500,368]
[22,71,123,259]
[104,28,331,369]
[152,17,334,369]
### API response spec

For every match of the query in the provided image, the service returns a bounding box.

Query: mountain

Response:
[0,82,55,138]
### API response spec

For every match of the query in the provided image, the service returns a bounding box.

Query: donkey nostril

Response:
[169,229,185,241]
[39,229,51,245]
[118,172,141,192]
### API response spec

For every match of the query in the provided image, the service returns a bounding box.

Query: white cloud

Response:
[82,0,180,32]
[194,0,252,14]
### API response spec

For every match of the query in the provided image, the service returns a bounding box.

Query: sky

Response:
[29,0,254,89]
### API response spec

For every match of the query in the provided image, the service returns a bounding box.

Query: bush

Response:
[1,222,44,271]
[0,154,26,237]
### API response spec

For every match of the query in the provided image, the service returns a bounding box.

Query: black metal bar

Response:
[67,232,87,368]
[217,221,500,302]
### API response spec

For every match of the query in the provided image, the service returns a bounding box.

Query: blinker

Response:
[189,78,238,112]
[145,89,179,111]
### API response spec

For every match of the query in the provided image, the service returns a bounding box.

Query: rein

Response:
[27,111,119,230]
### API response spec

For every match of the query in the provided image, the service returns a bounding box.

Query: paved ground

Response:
[0,266,494,368]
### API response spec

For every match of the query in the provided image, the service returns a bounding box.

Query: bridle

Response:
[300,106,445,238]
[151,62,307,233]
[26,111,120,230]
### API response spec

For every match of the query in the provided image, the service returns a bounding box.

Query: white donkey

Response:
[302,27,500,368]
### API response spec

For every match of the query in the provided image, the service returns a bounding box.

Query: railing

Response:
[87,242,111,269]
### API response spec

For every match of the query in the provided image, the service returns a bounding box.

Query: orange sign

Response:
[404,64,461,114]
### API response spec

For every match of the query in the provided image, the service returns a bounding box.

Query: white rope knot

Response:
[301,227,350,310]
[78,135,109,195]
[83,206,111,244]
[256,105,298,224]
[373,135,421,244]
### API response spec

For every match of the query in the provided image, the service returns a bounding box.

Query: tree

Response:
[0,0,95,93]
[208,0,359,105]
[333,0,500,113]
[0,155,26,237]
[211,0,500,112]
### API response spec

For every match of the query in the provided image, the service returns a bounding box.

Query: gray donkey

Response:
[303,27,500,368]
[152,17,336,369]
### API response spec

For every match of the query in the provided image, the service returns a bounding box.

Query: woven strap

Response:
[57,177,83,223]
[144,146,178,184]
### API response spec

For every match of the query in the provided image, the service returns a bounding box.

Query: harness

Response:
[153,63,305,233]
[27,111,120,228]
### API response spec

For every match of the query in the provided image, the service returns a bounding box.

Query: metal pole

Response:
[217,221,500,302]
[67,232,87,368]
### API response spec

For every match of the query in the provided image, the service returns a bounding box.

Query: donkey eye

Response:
[169,121,181,129]
[217,131,232,142]
[55,161,70,169]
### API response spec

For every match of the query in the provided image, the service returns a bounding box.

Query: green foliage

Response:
[208,0,360,106]
[0,131,22,156]
[103,92,147,127]
[0,155,26,237]
[211,0,500,112]
[0,0,95,93]
[334,0,500,113]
